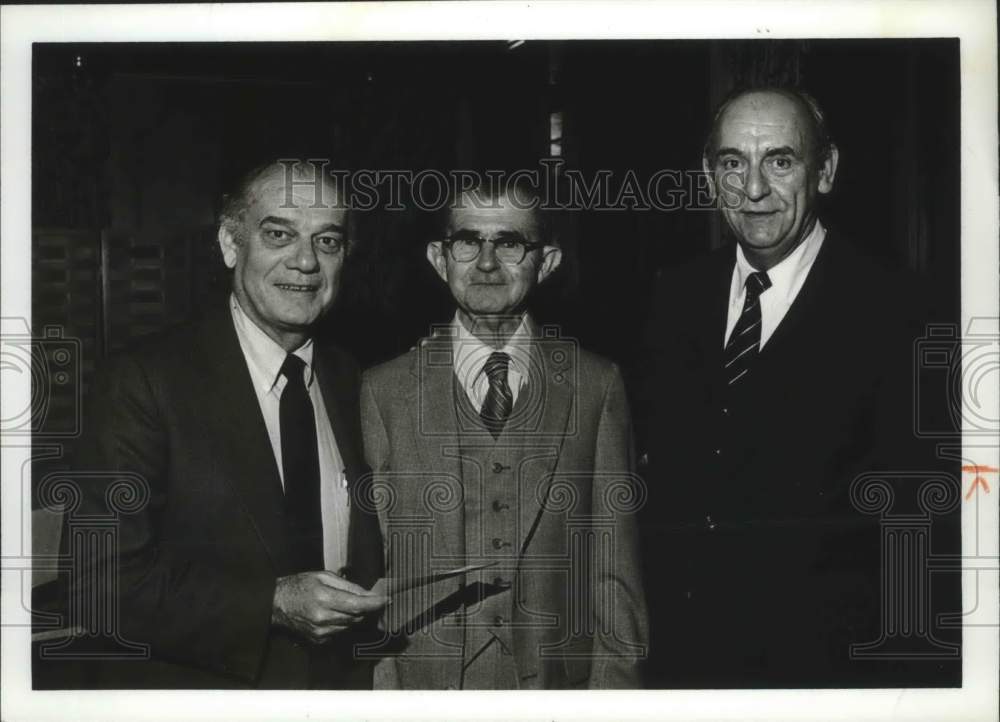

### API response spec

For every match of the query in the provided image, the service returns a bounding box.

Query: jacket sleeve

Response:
[360,372,391,475]
[588,363,650,688]
[359,371,402,689]
[71,352,275,683]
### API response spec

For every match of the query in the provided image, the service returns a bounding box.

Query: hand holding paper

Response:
[370,561,499,596]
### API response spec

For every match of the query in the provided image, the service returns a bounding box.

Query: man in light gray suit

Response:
[361,179,648,689]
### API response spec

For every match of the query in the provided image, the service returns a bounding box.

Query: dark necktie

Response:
[723,270,772,386]
[480,351,513,439]
[279,353,324,572]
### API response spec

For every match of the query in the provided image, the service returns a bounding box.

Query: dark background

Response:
[32,39,960,370]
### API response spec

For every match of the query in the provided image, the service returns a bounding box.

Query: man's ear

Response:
[817,144,839,195]
[426,242,449,283]
[536,246,563,284]
[217,225,239,269]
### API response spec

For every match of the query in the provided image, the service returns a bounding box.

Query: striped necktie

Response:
[723,270,772,386]
[480,351,513,438]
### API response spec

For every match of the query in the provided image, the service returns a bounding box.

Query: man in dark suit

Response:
[68,160,386,688]
[637,87,953,687]
[362,181,648,689]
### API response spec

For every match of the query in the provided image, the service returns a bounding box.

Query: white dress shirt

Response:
[451,312,533,413]
[724,220,827,349]
[230,295,349,572]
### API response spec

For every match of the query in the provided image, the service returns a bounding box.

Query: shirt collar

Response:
[230,294,314,393]
[734,220,826,304]
[451,311,533,382]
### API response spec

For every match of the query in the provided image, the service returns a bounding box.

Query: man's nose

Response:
[287,237,320,272]
[476,241,500,271]
[743,164,770,203]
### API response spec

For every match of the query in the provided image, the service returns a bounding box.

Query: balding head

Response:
[219,160,348,245]
[705,87,834,170]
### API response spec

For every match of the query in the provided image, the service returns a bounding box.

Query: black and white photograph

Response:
[1,2,997,721]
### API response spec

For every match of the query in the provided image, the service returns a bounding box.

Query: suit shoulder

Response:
[572,347,623,396]
[659,245,730,283]
[650,245,731,306]
[99,319,203,378]
[824,234,926,315]
[574,347,618,376]
[363,346,416,388]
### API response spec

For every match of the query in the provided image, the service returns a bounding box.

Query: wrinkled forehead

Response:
[716,91,812,151]
[447,192,541,237]
[247,167,344,214]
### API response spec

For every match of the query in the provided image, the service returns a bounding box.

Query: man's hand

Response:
[271,571,388,645]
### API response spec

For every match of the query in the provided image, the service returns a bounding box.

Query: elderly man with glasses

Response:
[361,179,648,690]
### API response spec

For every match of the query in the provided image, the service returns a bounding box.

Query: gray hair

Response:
[703,86,835,167]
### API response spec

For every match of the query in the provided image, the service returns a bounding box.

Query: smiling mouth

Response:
[274,283,318,292]
[740,212,780,224]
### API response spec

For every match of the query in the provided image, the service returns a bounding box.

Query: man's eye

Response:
[719,158,742,171]
[316,236,345,253]
[496,239,524,250]
[770,157,793,170]
[264,229,292,242]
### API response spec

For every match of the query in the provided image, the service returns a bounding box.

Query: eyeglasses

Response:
[442,231,545,266]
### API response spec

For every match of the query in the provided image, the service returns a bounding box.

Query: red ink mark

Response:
[962,465,996,500]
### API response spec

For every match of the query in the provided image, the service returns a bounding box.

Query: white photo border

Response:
[2,2,997,721]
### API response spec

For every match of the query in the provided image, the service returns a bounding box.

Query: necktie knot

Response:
[746,271,771,298]
[746,271,772,300]
[280,353,308,385]
[483,351,511,383]
[480,351,513,439]
[724,270,771,386]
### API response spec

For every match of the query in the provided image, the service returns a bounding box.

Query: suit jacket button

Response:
[493,615,505,627]
[492,462,504,473]
[492,500,509,512]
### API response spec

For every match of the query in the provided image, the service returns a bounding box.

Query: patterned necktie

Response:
[480,351,513,439]
[723,270,772,386]
[279,353,324,572]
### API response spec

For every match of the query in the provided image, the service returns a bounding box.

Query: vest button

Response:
[492,462,504,473]
[492,537,510,550]
[493,576,511,588]
[492,500,509,512]
[493,615,505,627]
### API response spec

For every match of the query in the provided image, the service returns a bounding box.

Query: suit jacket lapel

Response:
[699,250,736,373]
[756,230,837,361]
[516,318,575,556]
[412,335,465,563]
[197,307,288,572]
[314,350,362,478]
